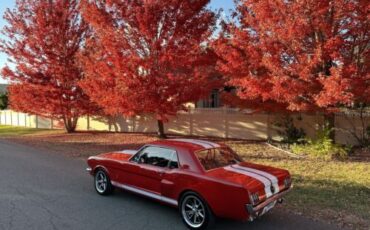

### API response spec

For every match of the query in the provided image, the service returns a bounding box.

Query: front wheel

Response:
[94,169,113,195]
[180,192,214,230]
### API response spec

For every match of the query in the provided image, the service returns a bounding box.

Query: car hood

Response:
[94,149,137,161]
[206,162,290,199]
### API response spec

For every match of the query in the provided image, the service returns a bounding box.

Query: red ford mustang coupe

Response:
[86,139,292,229]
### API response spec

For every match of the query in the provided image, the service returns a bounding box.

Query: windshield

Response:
[195,147,242,171]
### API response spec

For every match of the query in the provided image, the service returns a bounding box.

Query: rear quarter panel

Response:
[169,171,250,220]
[168,147,250,220]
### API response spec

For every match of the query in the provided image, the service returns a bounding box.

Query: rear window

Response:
[195,147,242,171]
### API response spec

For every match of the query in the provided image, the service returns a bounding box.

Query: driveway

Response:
[0,140,341,230]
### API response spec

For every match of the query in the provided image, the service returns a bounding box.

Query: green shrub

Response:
[275,115,306,145]
[0,93,8,110]
[291,125,348,160]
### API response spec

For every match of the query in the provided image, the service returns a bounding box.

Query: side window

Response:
[196,149,216,170]
[195,147,240,170]
[131,148,144,163]
[169,152,179,169]
[132,146,175,168]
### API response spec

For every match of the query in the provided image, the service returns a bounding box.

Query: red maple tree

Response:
[214,0,369,122]
[78,0,219,138]
[0,0,97,132]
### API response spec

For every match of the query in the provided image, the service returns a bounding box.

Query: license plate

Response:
[260,201,277,216]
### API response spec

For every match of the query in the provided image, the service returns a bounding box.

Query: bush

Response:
[0,93,8,110]
[291,125,348,160]
[275,115,306,145]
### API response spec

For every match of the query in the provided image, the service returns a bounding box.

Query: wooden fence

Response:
[0,108,369,146]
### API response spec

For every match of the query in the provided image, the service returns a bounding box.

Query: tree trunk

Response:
[324,113,335,143]
[157,120,167,139]
[64,116,78,133]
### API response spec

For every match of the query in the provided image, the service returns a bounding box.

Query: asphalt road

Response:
[0,140,341,230]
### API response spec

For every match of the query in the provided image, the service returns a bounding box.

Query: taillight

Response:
[284,177,292,188]
[249,193,260,205]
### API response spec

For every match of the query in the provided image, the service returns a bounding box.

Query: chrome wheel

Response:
[95,171,108,193]
[181,195,206,228]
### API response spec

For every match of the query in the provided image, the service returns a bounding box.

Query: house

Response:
[195,86,237,108]
[196,89,222,108]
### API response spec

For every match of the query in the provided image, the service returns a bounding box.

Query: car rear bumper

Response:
[246,186,293,221]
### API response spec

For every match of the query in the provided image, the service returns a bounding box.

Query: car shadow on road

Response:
[97,187,337,230]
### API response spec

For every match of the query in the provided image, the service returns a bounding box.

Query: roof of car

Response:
[151,138,222,152]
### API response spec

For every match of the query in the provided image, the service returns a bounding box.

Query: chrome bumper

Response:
[86,167,92,173]
[246,186,293,220]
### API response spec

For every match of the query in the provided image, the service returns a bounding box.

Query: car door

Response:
[160,151,181,200]
[125,146,176,195]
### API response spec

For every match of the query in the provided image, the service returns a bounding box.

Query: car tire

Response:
[94,169,113,195]
[179,192,215,230]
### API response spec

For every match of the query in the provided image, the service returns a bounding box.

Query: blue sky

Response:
[0,0,235,84]
[0,0,15,83]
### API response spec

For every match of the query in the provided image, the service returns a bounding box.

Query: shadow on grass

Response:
[287,176,370,220]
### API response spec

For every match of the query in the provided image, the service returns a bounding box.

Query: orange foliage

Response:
[0,0,98,132]
[214,0,369,112]
[78,0,220,123]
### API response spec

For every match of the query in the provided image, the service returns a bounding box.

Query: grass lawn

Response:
[228,141,370,229]
[0,125,62,136]
[0,125,369,229]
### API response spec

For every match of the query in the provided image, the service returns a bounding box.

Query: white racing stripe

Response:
[233,165,280,194]
[194,139,221,148]
[169,139,220,149]
[111,181,178,206]
[224,166,273,198]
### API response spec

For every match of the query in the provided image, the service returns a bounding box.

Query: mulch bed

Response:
[3,131,295,159]
[3,132,159,157]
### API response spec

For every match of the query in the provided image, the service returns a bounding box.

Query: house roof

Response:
[0,84,8,94]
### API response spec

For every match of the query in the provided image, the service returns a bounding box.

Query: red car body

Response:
[87,139,292,222]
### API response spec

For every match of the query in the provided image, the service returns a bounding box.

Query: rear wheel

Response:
[94,169,113,195]
[180,192,214,230]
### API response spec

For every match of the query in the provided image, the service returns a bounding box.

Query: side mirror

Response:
[182,164,190,170]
